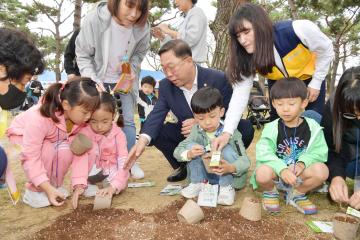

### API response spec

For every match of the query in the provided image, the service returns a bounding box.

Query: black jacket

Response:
[137,90,157,120]
[64,29,80,76]
[321,101,360,181]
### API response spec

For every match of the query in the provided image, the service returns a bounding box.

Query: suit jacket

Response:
[141,65,232,141]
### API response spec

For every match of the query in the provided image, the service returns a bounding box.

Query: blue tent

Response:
[38,69,165,88]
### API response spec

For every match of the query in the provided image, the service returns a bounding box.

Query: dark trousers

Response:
[267,79,326,121]
[152,119,254,170]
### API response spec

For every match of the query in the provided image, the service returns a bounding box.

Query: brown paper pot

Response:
[240,197,262,221]
[177,199,204,224]
[70,133,92,155]
[202,153,214,174]
[333,213,359,240]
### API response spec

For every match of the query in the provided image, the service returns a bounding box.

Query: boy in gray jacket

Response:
[174,87,250,205]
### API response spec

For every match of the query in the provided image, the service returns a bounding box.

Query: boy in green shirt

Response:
[251,77,328,215]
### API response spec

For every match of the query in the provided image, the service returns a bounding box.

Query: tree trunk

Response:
[210,0,247,71]
[287,0,298,20]
[342,42,347,73]
[329,40,340,94]
[73,0,82,31]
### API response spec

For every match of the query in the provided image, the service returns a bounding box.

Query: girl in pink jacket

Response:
[72,92,129,209]
[7,79,99,208]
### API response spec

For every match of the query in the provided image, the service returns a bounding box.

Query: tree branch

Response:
[36,27,56,36]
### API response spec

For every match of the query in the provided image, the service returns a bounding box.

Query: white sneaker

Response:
[180,183,202,199]
[130,162,145,179]
[23,189,50,208]
[83,184,99,198]
[217,185,235,206]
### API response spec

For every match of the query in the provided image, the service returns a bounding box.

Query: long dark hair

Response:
[228,3,275,85]
[98,92,124,128]
[40,78,99,123]
[332,66,360,152]
[107,0,149,27]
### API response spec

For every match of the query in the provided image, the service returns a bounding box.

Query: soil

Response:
[30,200,330,240]
[0,124,339,239]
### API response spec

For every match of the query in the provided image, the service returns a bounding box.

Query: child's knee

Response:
[307,163,329,181]
[255,165,274,184]
[221,144,238,163]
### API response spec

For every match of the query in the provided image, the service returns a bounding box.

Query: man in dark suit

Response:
[125,39,254,182]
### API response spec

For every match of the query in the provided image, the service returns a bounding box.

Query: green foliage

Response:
[0,0,38,29]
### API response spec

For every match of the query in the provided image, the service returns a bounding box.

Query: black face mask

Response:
[0,84,27,110]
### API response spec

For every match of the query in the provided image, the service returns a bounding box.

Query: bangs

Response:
[229,18,247,38]
[270,78,307,100]
[77,95,100,112]
[125,0,139,9]
[340,87,360,114]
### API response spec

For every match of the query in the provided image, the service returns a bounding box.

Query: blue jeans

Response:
[187,144,238,186]
[103,83,136,151]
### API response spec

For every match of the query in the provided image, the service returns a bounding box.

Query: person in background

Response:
[212,3,334,152]
[76,0,151,179]
[138,76,157,129]
[26,75,44,104]
[322,66,360,210]
[64,29,81,81]
[153,0,207,65]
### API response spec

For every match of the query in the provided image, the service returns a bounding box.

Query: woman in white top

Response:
[213,3,334,150]
[76,0,151,179]
[153,0,208,64]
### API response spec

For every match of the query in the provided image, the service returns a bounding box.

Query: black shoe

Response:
[167,165,187,182]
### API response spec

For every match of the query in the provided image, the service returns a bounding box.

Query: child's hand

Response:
[40,181,65,206]
[280,169,297,186]
[187,144,205,159]
[72,186,85,209]
[96,186,115,197]
[212,159,236,176]
[294,162,305,177]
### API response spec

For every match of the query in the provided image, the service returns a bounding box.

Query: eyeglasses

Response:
[161,57,188,74]
[342,112,360,120]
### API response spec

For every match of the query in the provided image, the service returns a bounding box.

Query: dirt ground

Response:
[0,124,344,240]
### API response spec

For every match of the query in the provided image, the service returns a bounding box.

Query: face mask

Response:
[0,84,27,110]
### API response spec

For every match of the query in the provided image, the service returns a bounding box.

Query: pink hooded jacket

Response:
[6,105,84,191]
[71,123,129,192]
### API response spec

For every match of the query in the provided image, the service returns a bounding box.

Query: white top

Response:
[103,18,133,84]
[223,19,334,135]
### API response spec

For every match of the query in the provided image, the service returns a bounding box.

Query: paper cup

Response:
[240,197,262,221]
[333,213,359,240]
[177,199,204,224]
[70,133,92,155]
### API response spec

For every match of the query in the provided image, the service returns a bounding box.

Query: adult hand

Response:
[212,159,236,176]
[329,176,349,203]
[96,186,115,197]
[72,186,85,209]
[307,87,320,103]
[212,132,231,151]
[280,168,297,186]
[158,24,170,34]
[181,118,196,137]
[152,27,165,41]
[40,181,66,207]
[123,136,148,171]
[67,74,77,81]
[187,144,205,159]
